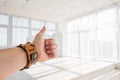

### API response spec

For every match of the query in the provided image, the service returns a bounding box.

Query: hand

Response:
[32,26,57,62]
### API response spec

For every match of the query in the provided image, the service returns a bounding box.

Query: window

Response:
[67,19,79,32]
[67,19,79,57]
[32,30,39,36]
[78,14,97,59]
[97,8,117,25]
[45,22,56,31]
[0,14,9,25]
[30,21,57,41]
[0,14,57,48]
[31,20,44,29]
[31,20,44,41]
[45,22,56,39]
[79,31,96,59]
[0,14,8,47]
[12,28,29,45]
[67,33,79,57]
[12,16,29,27]
[45,31,56,39]
[12,16,29,45]
[96,8,117,61]
[0,28,7,47]
[67,7,118,62]
[96,24,117,61]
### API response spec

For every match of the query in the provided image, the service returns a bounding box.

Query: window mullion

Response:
[7,15,12,47]
[116,6,120,62]
[28,19,31,42]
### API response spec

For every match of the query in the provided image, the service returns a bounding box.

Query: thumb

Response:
[32,26,46,45]
[38,26,46,37]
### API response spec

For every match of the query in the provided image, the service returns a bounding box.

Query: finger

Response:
[45,39,56,45]
[39,26,46,34]
[45,44,57,49]
[37,26,46,38]
[33,26,46,44]
[46,49,56,54]
[48,54,56,59]
[48,51,57,59]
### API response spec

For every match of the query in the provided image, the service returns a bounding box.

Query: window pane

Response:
[80,32,89,59]
[45,22,56,30]
[80,31,96,59]
[12,28,29,45]
[97,8,117,25]
[32,30,39,36]
[67,33,79,57]
[66,7,118,62]
[45,31,56,39]
[79,14,97,31]
[12,16,29,27]
[0,28,7,47]
[96,25,117,61]
[0,14,9,25]
[29,30,39,41]
[31,30,56,42]
[31,20,44,28]
[67,19,79,32]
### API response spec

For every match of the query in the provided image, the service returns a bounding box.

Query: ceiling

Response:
[0,0,120,23]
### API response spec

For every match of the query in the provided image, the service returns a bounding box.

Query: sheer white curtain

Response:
[67,19,80,57]
[96,8,117,62]
[67,7,118,62]
[67,33,79,57]
[79,14,97,59]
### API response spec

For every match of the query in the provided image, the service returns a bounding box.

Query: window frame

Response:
[0,13,57,48]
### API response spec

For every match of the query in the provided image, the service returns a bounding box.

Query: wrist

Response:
[32,43,41,59]
[15,47,27,70]
[17,42,39,70]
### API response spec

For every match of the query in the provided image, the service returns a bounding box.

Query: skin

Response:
[0,27,57,79]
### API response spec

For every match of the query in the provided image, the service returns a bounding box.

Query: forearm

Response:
[0,27,57,80]
[0,47,27,79]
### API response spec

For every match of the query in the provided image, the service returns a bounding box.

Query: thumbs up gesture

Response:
[32,26,57,62]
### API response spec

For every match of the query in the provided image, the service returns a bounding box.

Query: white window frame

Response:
[0,13,57,48]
